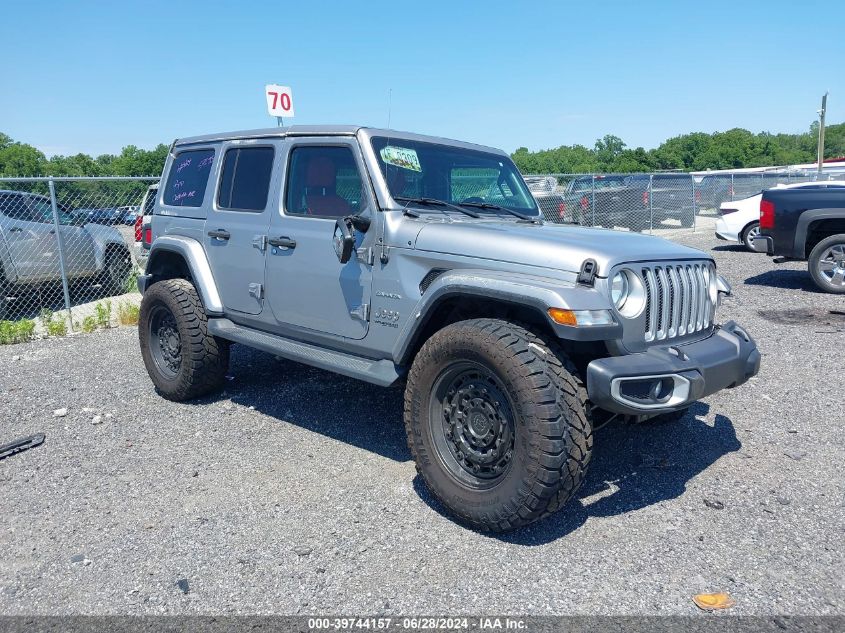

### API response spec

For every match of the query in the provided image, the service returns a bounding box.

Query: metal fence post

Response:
[590,175,596,227]
[730,173,735,201]
[648,175,654,234]
[47,178,74,332]
[691,175,697,233]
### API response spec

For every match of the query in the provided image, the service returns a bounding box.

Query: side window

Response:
[285,146,363,218]
[217,146,275,211]
[163,149,215,207]
[142,188,157,215]
[0,194,37,221]
[28,198,75,225]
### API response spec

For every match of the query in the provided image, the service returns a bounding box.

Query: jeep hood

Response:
[413,221,709,277]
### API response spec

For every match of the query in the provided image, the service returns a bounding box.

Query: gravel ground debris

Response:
[0,231,842,615]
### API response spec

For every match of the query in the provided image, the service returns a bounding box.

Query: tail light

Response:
[580,196,589,211]
[728,185,735,197]
[134,215,143,242]
[695,190,702,203]
[558,202,566,218]
[642,190,649,206]
[760,199,775,229]
[142,226,152,249]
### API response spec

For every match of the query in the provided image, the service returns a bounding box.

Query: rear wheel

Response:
[742,222,761,252]
[139,278,229,401]
[404,318,592,532]
[808,234,845,294]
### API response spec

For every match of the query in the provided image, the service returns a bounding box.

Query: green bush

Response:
[81,316,97,333]
[39,308,69,337]
[0,319,36,345]
[123,266,140,295]
[94,300,112,328]
[117,301,140,326]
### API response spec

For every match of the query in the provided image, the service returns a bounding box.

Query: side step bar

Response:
[207,318,402,387]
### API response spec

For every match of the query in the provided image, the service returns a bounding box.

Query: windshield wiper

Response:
[394,196,480,219]
[458,201,541,223]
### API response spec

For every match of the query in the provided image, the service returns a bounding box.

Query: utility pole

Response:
[817,92,828,178]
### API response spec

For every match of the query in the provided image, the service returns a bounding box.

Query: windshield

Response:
[370,136,539,217]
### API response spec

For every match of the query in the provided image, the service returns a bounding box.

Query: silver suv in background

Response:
[0,190,132,320]
[138,125,760,532]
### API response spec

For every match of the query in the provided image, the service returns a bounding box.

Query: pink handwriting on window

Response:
[176,158,192,173]
[173,179,184,190]
[197,156,214,169]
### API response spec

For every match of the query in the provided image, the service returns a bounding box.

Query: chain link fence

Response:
[1,169,840,343]
[0,176,159,342]
[524,170,834,232]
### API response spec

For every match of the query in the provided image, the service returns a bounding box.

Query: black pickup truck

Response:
[754,183,845,294]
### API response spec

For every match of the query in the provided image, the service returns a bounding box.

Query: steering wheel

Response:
[461,196,485,204]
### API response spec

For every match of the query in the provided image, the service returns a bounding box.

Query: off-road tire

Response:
[808,234,845,295]
[742,222,761,252]
[139,278,229,401]
[404,318,592,532]
[102,246,133,296]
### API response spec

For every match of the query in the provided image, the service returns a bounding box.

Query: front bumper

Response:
[586,321,760,416]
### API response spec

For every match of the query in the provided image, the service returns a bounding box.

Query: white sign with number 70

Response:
[265,85,295,118]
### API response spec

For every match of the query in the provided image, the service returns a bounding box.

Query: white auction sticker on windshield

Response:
[380,146,422,172]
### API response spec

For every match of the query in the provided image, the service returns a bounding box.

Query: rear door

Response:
[203,141,278,315]
[264,139,373,339]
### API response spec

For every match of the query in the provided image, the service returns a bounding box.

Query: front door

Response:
[27,196,97,278]
[264,140,373,340]
[0,193,57,282]
[203,142,279,315]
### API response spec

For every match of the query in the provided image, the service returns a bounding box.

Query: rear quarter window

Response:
[163,149,215,207]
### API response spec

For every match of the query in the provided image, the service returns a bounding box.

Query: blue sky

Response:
[2,0,841,157]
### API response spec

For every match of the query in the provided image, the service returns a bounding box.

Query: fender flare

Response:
[794,208,845,258]
[392,268,621,364]
[144,235,224,315]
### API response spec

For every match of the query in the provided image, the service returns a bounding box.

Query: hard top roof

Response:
[173,126,507,156]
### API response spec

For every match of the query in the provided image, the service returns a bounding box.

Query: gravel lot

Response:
[0,230,842,616]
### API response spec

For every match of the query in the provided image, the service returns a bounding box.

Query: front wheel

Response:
[808,234,845,294]
[102,247,133,296]
[742,222,761,252]
[139,278,230,401]
[404,319,593,532]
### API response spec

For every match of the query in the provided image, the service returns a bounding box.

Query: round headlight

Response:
[611,271,630,309]
[611,269,647,318]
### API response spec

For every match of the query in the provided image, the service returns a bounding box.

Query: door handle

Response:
[8,227,23,233]
[208,229,231,241]
[268,236,296,249]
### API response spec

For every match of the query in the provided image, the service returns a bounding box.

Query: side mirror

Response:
[333,217,355,264]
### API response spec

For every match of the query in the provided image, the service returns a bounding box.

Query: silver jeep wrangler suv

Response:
[138,126,760,532]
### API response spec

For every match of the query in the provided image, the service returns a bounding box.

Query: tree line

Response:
[1,122,843,180]
[513,122,844,174]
